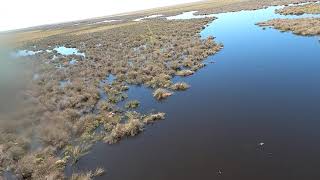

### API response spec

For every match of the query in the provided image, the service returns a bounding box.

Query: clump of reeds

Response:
[105,118,144,144]
[108,92,128,104]
[257,18,320,36]
[153,88,173,100]
[67,144,91,164]
[15,148,64,179]
[170,82,190,91]
[93,167,105,177]
[125,100,140,109]
[70,167,105,180]
[175,69,194,76]
[143,112,166,124]
[275,3,320,15]
[71,172,92,180]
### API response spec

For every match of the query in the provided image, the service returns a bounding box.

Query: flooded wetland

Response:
[74,4,320,180]
[1,0,320,179]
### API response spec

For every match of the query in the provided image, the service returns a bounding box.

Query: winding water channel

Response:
[73,5,320,180]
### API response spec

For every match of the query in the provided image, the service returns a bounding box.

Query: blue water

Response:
[74,5,320,180]
[11,46,85,61]
[107,74,116,84]
[54,46,85,57]
[201,6,320,40]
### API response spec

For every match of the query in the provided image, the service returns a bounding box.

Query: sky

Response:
[0,0,201,32]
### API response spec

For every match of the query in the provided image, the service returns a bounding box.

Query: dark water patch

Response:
[117,85,158,114]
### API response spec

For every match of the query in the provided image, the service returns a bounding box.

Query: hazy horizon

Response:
[0,0,201,32]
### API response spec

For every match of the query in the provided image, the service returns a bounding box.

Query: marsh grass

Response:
[105,117,144,144]
[175,69,194,76]
[108,93,128,104]
[125,100,140,109]
[153,88,173,100]
[275,3,320,15]
[3,0,317,178]
[257,18,320,36]
[93,167,105,177]
[71,172,92,180]
[143,112,166,124]
[70,167,105,180]
[15,147,64,179]
[67,144,91,164]
[1,8,224,179]
[171,82,190,91]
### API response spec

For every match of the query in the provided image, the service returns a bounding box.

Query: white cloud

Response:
[0,0,200,31]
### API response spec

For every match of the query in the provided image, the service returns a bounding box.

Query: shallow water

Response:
[53,46,85,57]
[74,5,320,180]
[98,74,117,101]
[11,46,85,59]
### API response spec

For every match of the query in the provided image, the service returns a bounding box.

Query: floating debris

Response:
[217,169,223,176]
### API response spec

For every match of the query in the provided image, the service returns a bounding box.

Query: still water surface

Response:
[75,5,320,180]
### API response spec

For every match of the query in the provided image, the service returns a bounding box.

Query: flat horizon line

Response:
[0,0,204,33]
